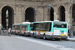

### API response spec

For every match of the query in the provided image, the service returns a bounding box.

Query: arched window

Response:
[25,7,35,22]
[50,7,54,21]
[2,6,14,29]
[59,6,65,21]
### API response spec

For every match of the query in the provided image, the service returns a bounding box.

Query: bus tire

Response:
[43,35,47,40]
[24,32,26,36]
[33,33,36,38]
[64,38,69,41]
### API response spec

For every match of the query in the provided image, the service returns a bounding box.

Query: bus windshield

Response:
[22,25,28,31]
[53,22,67,28]
[13,25,20,30]
[32,22,52,31]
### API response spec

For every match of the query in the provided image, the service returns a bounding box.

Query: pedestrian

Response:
[68,29,70,36]
[8,28,11,34]
[73,28,75,36]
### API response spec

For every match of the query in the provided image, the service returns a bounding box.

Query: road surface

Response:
[0,35,75,50]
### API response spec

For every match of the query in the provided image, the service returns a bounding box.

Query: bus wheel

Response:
[33,33,36,38]
[24,33,26,36]
[43,35,47,40]
[64,38,69,41]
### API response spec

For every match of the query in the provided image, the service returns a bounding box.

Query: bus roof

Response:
[22,22,31,24]
[32,21,52,23]
[32,21,67,24]
[13,24,20,25]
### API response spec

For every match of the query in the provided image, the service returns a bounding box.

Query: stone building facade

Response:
[0,0,75,30]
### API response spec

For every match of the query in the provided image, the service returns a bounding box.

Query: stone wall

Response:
[0,0,75,29]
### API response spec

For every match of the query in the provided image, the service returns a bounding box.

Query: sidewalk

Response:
[67,36,75,41]
[0,30,8,36]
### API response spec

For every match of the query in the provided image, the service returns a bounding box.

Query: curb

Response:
[68,38,75,41]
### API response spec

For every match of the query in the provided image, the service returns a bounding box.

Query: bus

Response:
[20,22,31,36]
[30,21,68,40]
[12,24,20,35]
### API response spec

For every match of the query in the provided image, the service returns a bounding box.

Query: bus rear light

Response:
[63,33,68,36]
[66,33,68,36]
[51,32,53,35]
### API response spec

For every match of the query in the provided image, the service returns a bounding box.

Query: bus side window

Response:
[33,24,36,30]
[63,24,66,28]
[30,24,36,30]
[31,23,38,31]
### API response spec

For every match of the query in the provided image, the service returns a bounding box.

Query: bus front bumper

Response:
[46,35,67,39]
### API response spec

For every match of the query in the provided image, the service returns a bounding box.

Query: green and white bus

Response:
[20,22,31,36]
[30,21,68,40]
[12,24,21,34]
[12,22,31,36]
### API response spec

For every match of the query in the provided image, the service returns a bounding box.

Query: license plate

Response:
[58,37,61,38]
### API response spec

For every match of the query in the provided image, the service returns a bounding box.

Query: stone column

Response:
[21,6,25,22]
[65,8,71,29]
[14,6,18,24]
[34,8,37,22]
[14,12,16,24]
[54,12,58,20]
[43,7,49,21]
[0,11,1,29]
[15,6,22,24]
[65,5,74,37]
[36,7,43,21]
[54,8,59,21]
